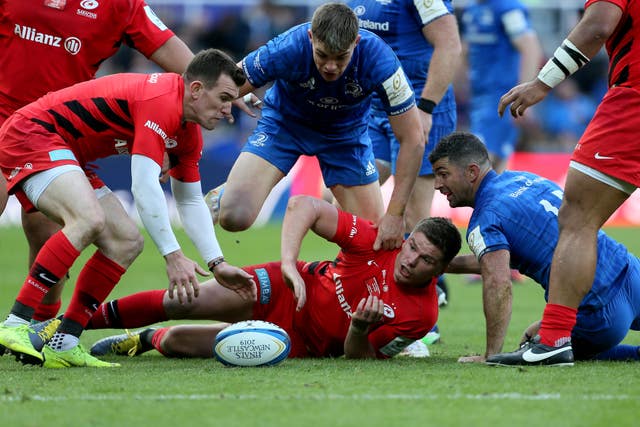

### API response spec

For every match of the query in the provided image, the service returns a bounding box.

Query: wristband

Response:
[417,98,436,114]
[537,39,589,88]
[208,256,225,272]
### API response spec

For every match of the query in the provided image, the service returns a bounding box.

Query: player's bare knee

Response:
[218,207,254,232]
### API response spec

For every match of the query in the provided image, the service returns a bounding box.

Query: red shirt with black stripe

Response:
[0,72,202,190]
[0,0,174,121]
[586,0,640,88]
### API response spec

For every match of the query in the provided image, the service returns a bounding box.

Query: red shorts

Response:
[248,261,316,358]
[0,114,105,212]
[572,86,640,187]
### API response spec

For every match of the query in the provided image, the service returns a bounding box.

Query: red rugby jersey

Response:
[0,0,173,119]
[586,0,640,88]
[297,210,439,358]
[16,72,202,182]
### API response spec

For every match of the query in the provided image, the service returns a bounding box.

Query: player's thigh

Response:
[26,166,103,227]
[560,166,630,229]
[223,152,285,212]
[331,181,384,221]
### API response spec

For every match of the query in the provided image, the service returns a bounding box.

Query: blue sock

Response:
[593,345,640,361]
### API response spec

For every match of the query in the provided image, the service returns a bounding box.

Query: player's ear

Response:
[189,80,204,99]
[466,164,480,181]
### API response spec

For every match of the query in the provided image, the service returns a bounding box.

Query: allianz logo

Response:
[14,24,81,55]
[358,18,390,32]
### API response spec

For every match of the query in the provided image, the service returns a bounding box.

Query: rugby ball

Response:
[214,320,291,367]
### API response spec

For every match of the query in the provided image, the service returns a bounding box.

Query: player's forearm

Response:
[172,179,223,264]
[446,254,481,274]
[344,323,377,359]
[131,155,180,256]
[482,277,513,356]
[280,196,318,265]
[387,137,423,216]
[421,42,461,104]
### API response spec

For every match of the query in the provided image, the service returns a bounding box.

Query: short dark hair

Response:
[413,217,461,265]
[428,131,491,169]
[311,2,359,53]
[185,49,246,89]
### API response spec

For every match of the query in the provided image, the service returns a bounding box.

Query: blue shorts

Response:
[241,114,378,187]
[572,254,640,359]
[470,92,518,160]
[370,109,456,176]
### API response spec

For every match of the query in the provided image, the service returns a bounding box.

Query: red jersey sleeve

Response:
[330,209,378,254]
[123,0,175,58]
[585,0,626,9]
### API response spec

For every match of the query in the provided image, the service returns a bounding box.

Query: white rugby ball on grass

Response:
[214,320,291,367]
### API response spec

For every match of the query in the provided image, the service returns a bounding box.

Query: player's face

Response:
[432,157,475,208]
[309,31,359,82]
[394,232,445,287]
[189,74,238,130]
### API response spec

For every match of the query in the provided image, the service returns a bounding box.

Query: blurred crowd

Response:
[99,0,607,157]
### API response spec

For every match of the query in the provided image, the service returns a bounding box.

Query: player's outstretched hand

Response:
[373,213,404,251]
[164,250,208,304]
[458,355,486,363]
[498,79,552,118]
[281,262,307,311]
[213,262,257,302]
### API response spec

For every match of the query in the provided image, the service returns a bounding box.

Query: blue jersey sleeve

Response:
[466,209,510,260]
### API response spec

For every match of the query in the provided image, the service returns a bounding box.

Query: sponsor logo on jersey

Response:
[375,0,392,5]
[8,167,21,180]
[380,336,414,357]
[77,9,97,19]
[255,268,271,304]
[144,5,168,31]
[349,215,357,238]
[144,120,168,140]
[14,24,62,47]
[357,18,390,32]
[365,161,376,176]
[299,77,316,90]
[467,225,487,258]
[353,5,366,16]
[333,273,353,316]
[14,25,82,54]
[64,37,81,55]
[365,277,380,295]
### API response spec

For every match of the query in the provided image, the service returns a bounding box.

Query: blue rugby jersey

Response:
[241,23,414,135]
[347,0,455,114]
[461,0,533,94]
[467,170,631,310]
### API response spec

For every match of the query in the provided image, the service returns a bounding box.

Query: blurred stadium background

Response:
[4,0,633,228]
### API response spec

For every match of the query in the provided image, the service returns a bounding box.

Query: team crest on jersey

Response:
[164,138,177,149]
[345,81,363,98]
[383,303,395,319]
[80,0,98,9]
[353,6,366,16]
[249,132,268,148]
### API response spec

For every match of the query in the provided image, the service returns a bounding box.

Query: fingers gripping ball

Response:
[214,320,291,367]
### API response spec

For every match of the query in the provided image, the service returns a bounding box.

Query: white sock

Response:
[4,314,30,327]
[48,332,80,351]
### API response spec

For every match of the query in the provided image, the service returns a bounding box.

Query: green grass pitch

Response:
[0,224,639,426]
